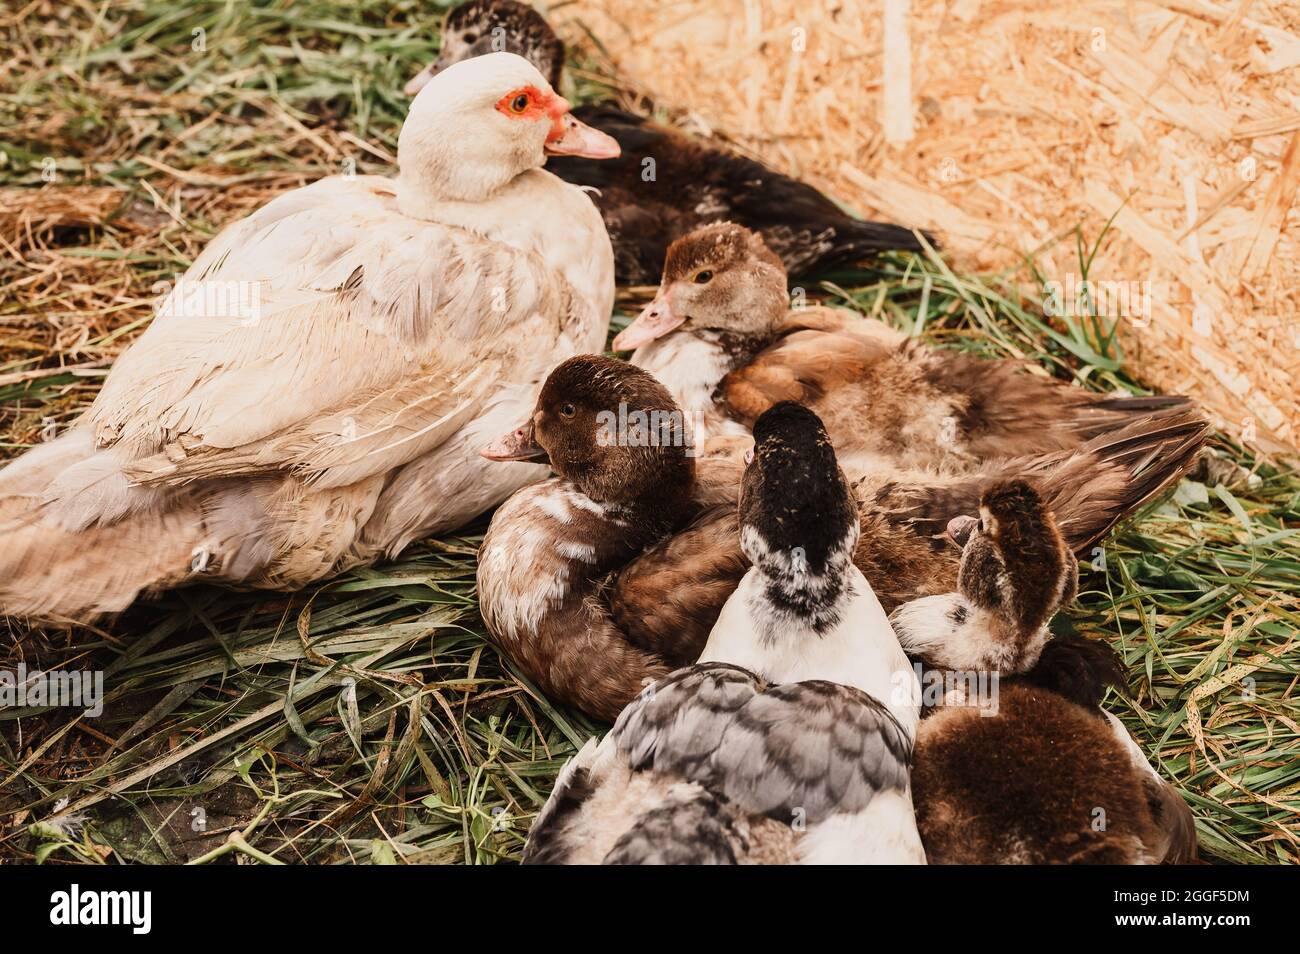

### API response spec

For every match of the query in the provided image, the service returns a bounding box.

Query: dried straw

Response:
[560,0,1300,455]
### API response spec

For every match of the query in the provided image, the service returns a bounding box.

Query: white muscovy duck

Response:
[0,52,618,620]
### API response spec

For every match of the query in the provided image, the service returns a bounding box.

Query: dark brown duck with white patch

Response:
[406,0,931,284]
[615,222,1197,474]
[478,358,1208,722]
[476,356,701,722]
[891,481,1199,864]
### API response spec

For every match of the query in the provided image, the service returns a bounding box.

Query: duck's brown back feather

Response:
[549,105,931,284]
[609,504,748,668]
[721,309,1198,473]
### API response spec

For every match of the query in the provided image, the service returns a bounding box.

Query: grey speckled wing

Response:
[612,663,762,779]
[602,786,743,865]
[613,662,912,823]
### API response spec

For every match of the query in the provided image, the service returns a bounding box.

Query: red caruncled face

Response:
[494,85,568,142]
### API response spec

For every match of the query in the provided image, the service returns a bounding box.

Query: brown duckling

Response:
[406,0,931,284]
[479,358,1206,722]
[477,355,697,722]
[891,481,1198,864]
[523,403,923,864]
[613,222,1196,474]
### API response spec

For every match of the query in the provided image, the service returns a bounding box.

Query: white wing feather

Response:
[78,176,580,494]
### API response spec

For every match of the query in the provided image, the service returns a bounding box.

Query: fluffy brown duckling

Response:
[478,358,1207,722]
[477,355,701,722]
[522,403,923,864]
[891,482,1198,864]
[614,222,1195,473]
[407,0,931,284]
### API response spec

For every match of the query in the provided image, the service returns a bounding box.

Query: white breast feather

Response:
[631,335,748,444]
[478,483,613,639]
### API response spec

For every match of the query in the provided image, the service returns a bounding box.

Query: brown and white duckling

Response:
[522,403,923,864]
[407,0,566,91]
[407,0,931,284]
[614,222,1194,473]
[477,355,699,722]
[891,482,1198,864]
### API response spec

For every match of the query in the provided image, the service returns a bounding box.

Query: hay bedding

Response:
[561,0,1300,455]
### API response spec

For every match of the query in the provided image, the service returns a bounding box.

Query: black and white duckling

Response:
[406,0,931,284]
[614,221,1196,471]
[522,402,923,864]
[890,481,1198,864]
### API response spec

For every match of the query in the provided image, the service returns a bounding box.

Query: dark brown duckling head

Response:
[406,0,566,95]
[613,222,789,351]
[483,355,696,531]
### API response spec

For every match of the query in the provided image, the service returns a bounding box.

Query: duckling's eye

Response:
[559,402,577,419]
[694,270,713,284]
[509,93,530,114]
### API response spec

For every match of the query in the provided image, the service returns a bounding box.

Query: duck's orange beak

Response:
[544,99,620,159]
[613,290,685,351]
[481,419,550,463]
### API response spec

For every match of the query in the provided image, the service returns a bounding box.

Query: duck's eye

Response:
[509,92,530,114]
[694,270,713,284]
[559,402,576,419]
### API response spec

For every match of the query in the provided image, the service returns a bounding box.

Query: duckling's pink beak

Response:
[946,515,979,547]
[613,291,685,351]
[481,419,550,464]
[544,105,620,160]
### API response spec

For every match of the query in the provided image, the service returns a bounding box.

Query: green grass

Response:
[1,0,1297,865]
